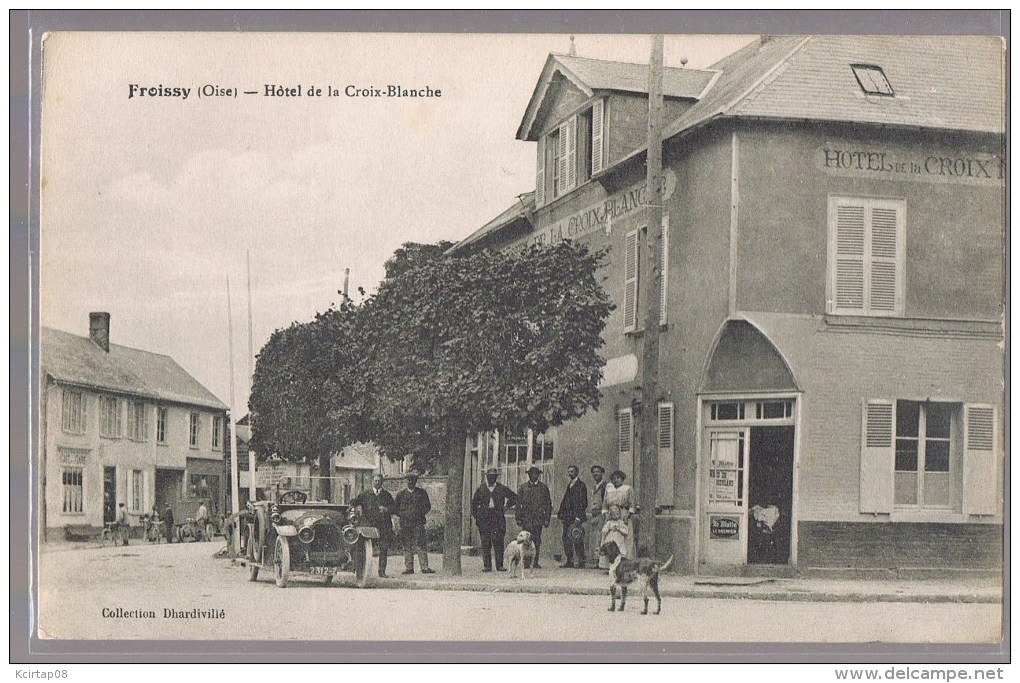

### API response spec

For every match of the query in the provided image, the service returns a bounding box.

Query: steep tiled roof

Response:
[672,34,1005,139]
[518,53,716,140]
[555,54,716,99]
[42,327,227,410]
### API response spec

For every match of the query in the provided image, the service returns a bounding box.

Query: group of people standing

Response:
[351,472,437,578]
[470,463,637,572]
[350,465,639,577]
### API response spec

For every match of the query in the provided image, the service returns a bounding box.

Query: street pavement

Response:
[36,538,1003,642]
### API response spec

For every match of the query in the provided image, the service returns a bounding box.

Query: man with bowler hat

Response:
[515,466,552,569]
[394,471,435,574]
[470,468,518,572]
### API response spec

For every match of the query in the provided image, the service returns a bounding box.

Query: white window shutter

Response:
[557,121,570,195]
[623,229,640,332]
[868,201,902,313]
[963,404,998,515]
[860,399,894,513]
[591,99,605,175]
[659,214,670,326]
[656,402,674,506]
[566,116,577,190]
[618,408,634,478]
[535,136,546,207]
[833,200,866,312]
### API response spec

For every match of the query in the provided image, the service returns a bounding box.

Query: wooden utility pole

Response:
[637,34,664,557]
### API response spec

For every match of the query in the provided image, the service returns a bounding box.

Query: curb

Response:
[365,578,1001,604]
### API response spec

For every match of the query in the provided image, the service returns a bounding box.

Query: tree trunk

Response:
[317,453,332,502]
[442,431,464,575]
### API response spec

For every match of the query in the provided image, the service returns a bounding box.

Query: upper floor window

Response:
[535,98,605,208]
[189,412,200,448]
[827,197,905,316]
[212,415,223,450]
[99,396,123,438]
[129,401,148,441]
[156,407,168,444]
[850,64,894,96]
[61,388,87,434]
[622,216,670,333]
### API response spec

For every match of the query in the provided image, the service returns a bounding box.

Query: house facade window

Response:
[212,415,223,450]
[62,467,84,514]
[535,98,606,207]
[828,196,905,316]
[99,396,123,438]
[61,388,87,434]
[189,412,200,447]
[894,400,953,508]
[623,215,670,333]
[156,407,168,444]
[860,400,999,515]
[129,402,148,441]
[130,469,145,513]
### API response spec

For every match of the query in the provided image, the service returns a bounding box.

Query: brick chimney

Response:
[89,312,110,352]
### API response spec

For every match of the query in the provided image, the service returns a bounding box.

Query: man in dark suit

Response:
[394,471,435,575]
[470,468,518,572]
[557,465,589,568]
[352,474,396,578]
[515,466,552,569]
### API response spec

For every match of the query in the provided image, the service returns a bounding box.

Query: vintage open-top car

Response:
[243,489,379,588]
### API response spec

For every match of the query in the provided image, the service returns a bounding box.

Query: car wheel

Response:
[274,536,290,588]
[355,538,375,588]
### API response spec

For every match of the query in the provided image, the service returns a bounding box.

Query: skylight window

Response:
[851,64,894,96]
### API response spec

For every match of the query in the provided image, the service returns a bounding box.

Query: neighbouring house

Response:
[41,312,229,539]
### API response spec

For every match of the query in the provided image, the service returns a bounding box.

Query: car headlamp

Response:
[341,525,360,545]
[297,526,315,544]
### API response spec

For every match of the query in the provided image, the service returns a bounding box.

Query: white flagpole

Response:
[247,251,257,503]
[226,276,241,525]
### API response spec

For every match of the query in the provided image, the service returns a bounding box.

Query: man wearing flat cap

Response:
[394,471,435,574]
[470,468,518,572]
[515,466,552,569]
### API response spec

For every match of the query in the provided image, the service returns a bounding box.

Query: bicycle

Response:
[177,517,215,542]
[142,515,164,544]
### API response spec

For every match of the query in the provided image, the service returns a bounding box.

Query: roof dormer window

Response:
[850,63,894,96]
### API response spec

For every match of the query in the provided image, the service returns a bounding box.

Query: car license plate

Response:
[310,566,336,576]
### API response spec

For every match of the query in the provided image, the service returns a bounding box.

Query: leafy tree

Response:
[248,302,370,500]
[359,240,613,574]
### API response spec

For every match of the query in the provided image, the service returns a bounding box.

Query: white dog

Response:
[503,530,537,579]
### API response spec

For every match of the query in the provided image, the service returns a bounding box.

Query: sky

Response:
[40,32,756,411]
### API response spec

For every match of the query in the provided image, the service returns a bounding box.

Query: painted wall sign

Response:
[58,448,89,466]
[511,169,677,252]
[709,515,740,540]
[819,146,1004,186]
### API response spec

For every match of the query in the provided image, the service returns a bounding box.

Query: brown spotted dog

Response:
[599,542,673,614]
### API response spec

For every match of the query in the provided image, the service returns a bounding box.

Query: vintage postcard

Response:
[26,18,1007,662]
